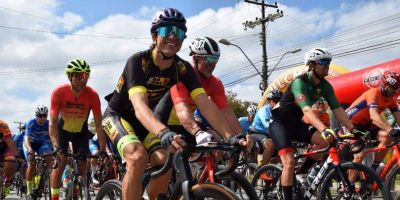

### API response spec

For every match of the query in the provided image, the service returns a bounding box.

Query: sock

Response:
[51,188,60,200]
[297,157,316,174]
[27,181,33,195]
[371,161,380,171]
[282,185,293,200]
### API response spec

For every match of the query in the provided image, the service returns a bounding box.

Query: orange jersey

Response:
[0,120,12,140]
[50,84,102,133]
[346,87,398,125]
[303,110,330,127]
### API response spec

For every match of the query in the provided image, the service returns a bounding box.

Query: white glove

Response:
[195,130,214,145]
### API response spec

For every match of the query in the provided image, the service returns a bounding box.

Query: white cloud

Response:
[0,0,399,133]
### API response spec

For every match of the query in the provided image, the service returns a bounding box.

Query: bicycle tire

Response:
[216,165,258,200]
[251,164,282,200]
[386,164,400,199]
[318,162,390,200]
[183,183,241,200]
[95,179,122,200]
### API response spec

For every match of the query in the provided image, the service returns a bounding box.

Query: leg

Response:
[262,139,275,166]
[50,156,66,200]
[279,148,296,200]
[147,148,171,200]
[373,130,390,164]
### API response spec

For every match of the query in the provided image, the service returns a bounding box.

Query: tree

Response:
[226,90,257,117]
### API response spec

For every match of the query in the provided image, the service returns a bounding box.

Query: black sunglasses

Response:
[37,114,47,118]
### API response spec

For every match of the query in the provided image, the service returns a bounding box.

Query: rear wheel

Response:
[182,183,241,200]
[318,162,389,200]
[216,166,258,200]
[386,164,400,200]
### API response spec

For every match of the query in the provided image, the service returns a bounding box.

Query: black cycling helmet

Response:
[267,89,282,102]
[151,8,187,34]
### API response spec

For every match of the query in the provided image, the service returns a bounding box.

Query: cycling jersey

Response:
[249,104,272,135]
[25,119,50,140]
[0,120,13,157]
[50,84,102,133]
[103,49,204,157]
[269,72,340,151]
[13,132,24,150]
[238,117,251,134]
[346,87,398,126]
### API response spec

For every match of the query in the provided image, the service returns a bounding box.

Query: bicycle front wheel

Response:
[181,183,241,200]
[75,176,90,200]
[318,162,390,200]
[95,179,122,200]
[251,164,282,200]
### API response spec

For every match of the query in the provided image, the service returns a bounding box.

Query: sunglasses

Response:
[157,26,186,41]
[72,72,90,80]
[198,55,219,65]
[37,114,47,118]
[315,59,331,67]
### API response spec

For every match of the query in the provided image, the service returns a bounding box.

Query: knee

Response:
[263,140,275,152]
[124,144,148,171]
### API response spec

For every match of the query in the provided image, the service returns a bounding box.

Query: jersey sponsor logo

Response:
[297,94,306,102]
[116,76,125,93]
[146,77,170,86]
[177,62,187,74]
[65,101,85,110]
[363,68,384,88]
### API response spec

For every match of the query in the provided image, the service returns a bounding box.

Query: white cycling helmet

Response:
[304,48,332,66]
[35,105,48,116]
[247,105,257,116]
[189,37,220,57]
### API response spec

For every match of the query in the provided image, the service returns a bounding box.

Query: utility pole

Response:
[242,0,283,91]
[13,121,24,134]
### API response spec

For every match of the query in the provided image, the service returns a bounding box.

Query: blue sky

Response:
[0,0,399,133]
[56,0,344,26]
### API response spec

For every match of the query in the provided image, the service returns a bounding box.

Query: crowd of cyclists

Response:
[0,7,400,200]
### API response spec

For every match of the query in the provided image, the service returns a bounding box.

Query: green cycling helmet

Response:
[65,59,91,74]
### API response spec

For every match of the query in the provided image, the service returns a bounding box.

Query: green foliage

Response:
[226,90,257,117]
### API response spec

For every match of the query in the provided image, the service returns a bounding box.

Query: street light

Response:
[267,48,302,77]
[219,39,262,77]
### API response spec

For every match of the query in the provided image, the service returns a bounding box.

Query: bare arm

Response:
[94,116,107,152]
[5,137,18,156]
[174,102,202,135]
[23,136,32,152]
[369,108,391,132]
[332,107,355,131]
[302,106,327,132]
[220,107,242,133]
[130,92,167,136]
[194,93,235,139]
[49,115,59,148]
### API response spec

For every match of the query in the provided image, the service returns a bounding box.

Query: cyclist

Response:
[88,132,115,185]
[102,11,247,200]
[49,59,106,200]
[239,105,257,134]
[157,37,246,144]
[23,105,54,199]
[248,90,282,166]
[303,98,331,127]
[346,71,400,171]
[268,48,359,200]
[0,120,18,198]
[13,124,27,179]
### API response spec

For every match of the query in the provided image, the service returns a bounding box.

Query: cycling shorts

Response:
[250,133,270,153]
[58,129,90,156]
[102,107,161,159]
[269,120,314,152]
[23,137,52,159]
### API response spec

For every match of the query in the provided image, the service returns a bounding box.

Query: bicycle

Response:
[62,152,92,200]
[28,153,57,200]
[189,141,258,200]
[13,157,27,198]
[251,132,391,200]
[95,142,243,200]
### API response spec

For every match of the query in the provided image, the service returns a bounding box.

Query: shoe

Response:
[2,185,10,198]
[91,175,100,185]
[259,172,273,181]
[26,194,34,200]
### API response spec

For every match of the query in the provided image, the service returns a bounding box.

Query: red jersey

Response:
[346,87,398,125]
[50,84,102,133]
[171,75,228,109]
[303,110,330,127]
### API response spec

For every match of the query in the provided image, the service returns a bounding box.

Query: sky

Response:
[0,0,399,133]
